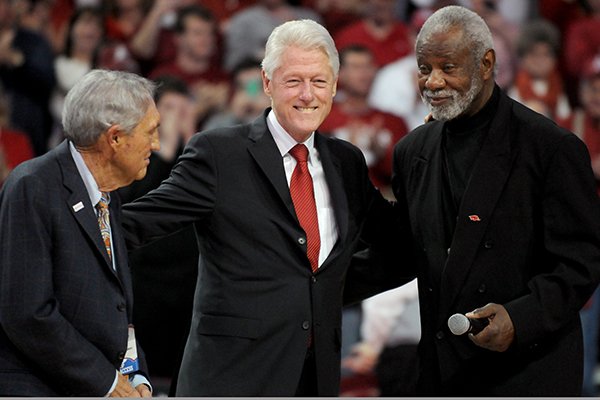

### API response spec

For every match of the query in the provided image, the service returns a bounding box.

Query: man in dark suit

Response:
[0,69,159,396]
[392,5,600,396]
[122,19,402,396]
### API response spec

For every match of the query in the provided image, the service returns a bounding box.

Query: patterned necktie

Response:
[96,192,112,261]
[289,144,320,272]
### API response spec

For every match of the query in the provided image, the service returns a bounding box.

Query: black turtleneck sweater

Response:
[441,85,500,249]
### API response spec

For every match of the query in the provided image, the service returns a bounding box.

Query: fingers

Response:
[109,373,142,397]
[136,384,152,398]
[465,304,515,352]
[465,302,498,319]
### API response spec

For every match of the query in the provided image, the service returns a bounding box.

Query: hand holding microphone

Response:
[447,303,516,352]
[448,313,489,335]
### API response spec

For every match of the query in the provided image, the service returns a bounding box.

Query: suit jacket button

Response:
[478,284,487,293]
[436,331,444,340]
[447,247,451,255]
[118,351,125,360]
[302,321,310,330]
[117,303,126,312]
[298,237,306,245]
[311,276,317,283]
[484,240,494,249]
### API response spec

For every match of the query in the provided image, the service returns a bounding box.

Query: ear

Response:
[105,124,123,150]
[261,69,271,97]
[482,49,496,80]
[332,78,338,98]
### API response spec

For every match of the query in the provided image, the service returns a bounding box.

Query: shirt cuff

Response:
[130,373,153,394]
[105,370,119,397]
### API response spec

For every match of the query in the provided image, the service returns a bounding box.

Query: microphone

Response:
[447,313,489,335]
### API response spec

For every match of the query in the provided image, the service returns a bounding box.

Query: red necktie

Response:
[289,144,320,272]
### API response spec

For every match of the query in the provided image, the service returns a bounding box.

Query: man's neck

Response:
[77,146,120,192]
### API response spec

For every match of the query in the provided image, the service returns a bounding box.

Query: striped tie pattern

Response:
[96,192,112,261]
[289,144,320,272]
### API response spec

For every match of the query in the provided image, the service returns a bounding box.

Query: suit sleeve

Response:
[0,174,117,395]
[344,143,417,304]
[505,134,600,347]
[122,133,217,248]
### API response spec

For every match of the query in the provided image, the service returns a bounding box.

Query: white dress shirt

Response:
[267,110,339,268]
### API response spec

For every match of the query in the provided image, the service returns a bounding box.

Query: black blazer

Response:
[122,109,397,396]
[392,89,600,396]
[0,141,146,396]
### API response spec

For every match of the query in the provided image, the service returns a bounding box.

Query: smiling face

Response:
[114,103,160,184]
[416,27,493,121]
[262,46,337,142]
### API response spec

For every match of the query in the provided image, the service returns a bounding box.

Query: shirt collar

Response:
[267,109,315,157]
[69,141,104,207]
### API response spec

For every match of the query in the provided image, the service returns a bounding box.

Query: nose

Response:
[425,69,446,91]
[151,130,160,152]
[298,81,314,102]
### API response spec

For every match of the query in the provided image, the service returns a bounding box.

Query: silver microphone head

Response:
[448,313,470,335]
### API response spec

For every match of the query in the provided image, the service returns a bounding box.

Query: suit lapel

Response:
[315,133,348,271]
[246,112,350,273]
[246,112,297,221]
[57,141,117,276]
[440,92,516,312]
[412,123,446,268]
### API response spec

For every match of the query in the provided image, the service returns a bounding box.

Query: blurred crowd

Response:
[4,0,600,195]
[3,0,600,396]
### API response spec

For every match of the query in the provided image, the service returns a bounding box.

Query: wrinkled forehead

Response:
[417,28,471,61]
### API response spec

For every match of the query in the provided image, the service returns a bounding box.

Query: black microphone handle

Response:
[468,317,489,335]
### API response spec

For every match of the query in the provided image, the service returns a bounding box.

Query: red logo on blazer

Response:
[469,215,481,222]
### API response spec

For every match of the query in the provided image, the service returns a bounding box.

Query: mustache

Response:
[422,89,457,99]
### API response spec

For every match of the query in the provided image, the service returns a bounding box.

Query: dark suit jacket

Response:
[0,140,146,396]
[392,89,600,396]
[122,109,399,396]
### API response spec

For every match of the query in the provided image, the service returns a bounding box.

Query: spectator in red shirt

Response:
[0,83,33,187]
[149,4,229,127]
[508,19,570,121]
[334,0,413,67]
[320,44,408,194]
[558,54,600,192]
[563,0,600,106]
[556,52,600,398]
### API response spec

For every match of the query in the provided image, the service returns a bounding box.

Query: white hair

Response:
[416,5,494,65]
[62,69,156,147]
[261,19,339,80]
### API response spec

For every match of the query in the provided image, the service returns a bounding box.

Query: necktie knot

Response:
[96,192,110,211]
[289,144,309,163]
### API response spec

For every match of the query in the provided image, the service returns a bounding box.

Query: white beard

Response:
[421,73,484,121]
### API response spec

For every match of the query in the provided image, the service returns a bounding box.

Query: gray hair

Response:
[62,69,156,147]
[416,5,494,66]
[261,19,339,80]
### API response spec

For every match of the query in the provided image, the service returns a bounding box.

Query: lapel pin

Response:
[468,215,481,222]
[72,202,84,212]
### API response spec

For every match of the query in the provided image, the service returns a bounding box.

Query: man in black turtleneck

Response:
[391,5,600,397]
